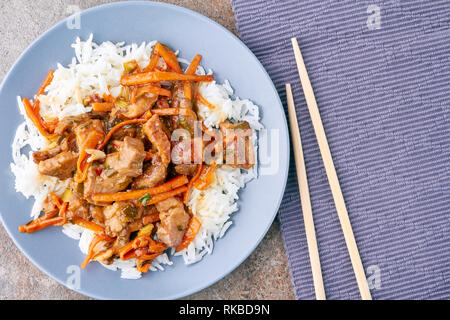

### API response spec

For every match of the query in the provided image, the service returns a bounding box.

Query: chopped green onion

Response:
[138,193,152,206]
[123,60,138,74]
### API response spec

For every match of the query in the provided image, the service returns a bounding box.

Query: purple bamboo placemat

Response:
[231,0,450,299]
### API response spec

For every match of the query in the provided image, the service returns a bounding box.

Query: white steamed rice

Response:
[10,35,263,279]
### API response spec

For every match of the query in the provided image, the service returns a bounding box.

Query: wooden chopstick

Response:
[291,37,372,300]
[286,83,326,300]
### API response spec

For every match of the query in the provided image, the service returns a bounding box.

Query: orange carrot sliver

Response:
[32,71,56,133]
[184,163,203,204]
[184,54,202,100]
[142,186,188,207]
[22,217,65,233]
[154,43,183,73]
[92,102,114,112]
[50,192,62,209]
[81,234,114,269]
[144,51,160,72]
[75,130,104,183]
[91,175,189,202]
[23,98,55,138]
[197,93,216,109]
[176,217,202,251]
[121,72,214,86]
[33,70,54,112]
[137,85,172,99]
[36,70,54,97]
[102,93,116,103]
[72,216,105,233]
[97,119,147,151]
[142,212,161,225]
[120,236,167,261]
[193,163,217,190]
[151,107,197,118]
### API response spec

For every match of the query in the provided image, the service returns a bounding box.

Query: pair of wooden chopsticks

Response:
[287,37,372,300]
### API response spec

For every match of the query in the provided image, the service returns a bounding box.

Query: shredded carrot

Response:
[142,186,188,206]
[142,212,161,225]
[139,253,164,261]
[74,162,91,184]
[72,216,105,233]
[184,55,202,100]
[184,163,204,204]
[193,163,217,190]
[33,70,54,112]
[92,102,115,112]
[75,130,104,183]
[35,70,54,98]
[81,233,114,269]
[21,217,65,233]
[176,217,202,251]
[130,86,139,104]
[32,71,57,133]
[151,107,197,118]
[18,196,63,233]
[140,110,153,120]
[121,72,214,86]
[144,50,160,72]
[136,85,172,99]
[50,192,62,209]
[137,260,152,273]
[23,98,55,138]
[154,43,183,73]
[58,201,69,221]
[119,236,167,260]
[102,93,116,103]
[97,119,147,151]
[91,175,189,202]
[197,93,216,109]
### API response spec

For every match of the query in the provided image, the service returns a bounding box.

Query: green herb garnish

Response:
[138,193,152,206]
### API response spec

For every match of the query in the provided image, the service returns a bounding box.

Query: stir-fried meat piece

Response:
[42,194,59,216]
[172,82,192,110]
[103,202,143,237]
[74,119,105,149]
[132,154,167,189]
[133,115,171,188]
[174,164,198,176]
[67,192,90,220]
[83,166,132,199]
[122,93,158,119]
[227,138,255,170]
[104,137,146,178]
[60,133,78,152]
[154,96,170,109]
[220,121,255,169]
[171,82,197,132]
[171,139,203,164]
[89,205,105,225]
[54,115,86,136]
[33,146,62,164]
[38,151,78,180]
[219,120,252,135]
[155,197,191,248]
[110,125,137,141]
[143,115,171,164]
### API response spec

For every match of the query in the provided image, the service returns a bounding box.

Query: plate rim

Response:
[0,0,290,300]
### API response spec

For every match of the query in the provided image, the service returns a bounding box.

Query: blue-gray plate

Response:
[0,1,289,300]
